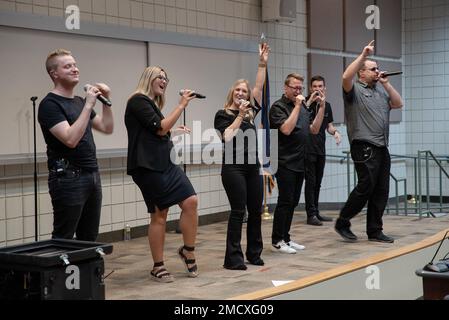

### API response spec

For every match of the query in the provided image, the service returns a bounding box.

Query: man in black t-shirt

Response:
[38,49,114,241]
[269,73,325,254]
[304,76,341,226]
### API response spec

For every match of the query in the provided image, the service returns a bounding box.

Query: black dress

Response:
[125,94,196,213]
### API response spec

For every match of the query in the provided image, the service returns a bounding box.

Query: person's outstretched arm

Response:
[342,40,375,93]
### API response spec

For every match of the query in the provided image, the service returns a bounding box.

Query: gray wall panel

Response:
[308,53,345,124]
[344,0,375,54]
[308,0,343,51]
[376,0,402,58]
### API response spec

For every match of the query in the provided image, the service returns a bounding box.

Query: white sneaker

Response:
[287,241,305,250]
[271,240,296,254]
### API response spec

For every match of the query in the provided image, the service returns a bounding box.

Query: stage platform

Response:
[104,210,449,300]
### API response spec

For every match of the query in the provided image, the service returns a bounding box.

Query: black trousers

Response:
[272,166,304,245]
[336,141,391,236]
[48,169,102,241]
[221,164,263,267]
[305,154,326,218]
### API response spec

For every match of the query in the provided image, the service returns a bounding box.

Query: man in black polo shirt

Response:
[269,73,325,254]
[335,40,403,243]
[38,49,114,241]
[304,75,341,226]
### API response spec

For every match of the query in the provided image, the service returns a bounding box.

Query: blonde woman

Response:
[214,43,270,270]
[125,66,199,282]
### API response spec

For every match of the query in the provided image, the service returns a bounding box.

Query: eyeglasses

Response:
[156,75,169,83]
[286,84,303,91]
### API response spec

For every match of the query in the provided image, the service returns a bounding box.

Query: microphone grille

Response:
[83,84,91,92]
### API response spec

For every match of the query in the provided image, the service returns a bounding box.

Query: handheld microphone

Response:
[381,71,403,78]
[179,90,206,99]
[239,99,260,112]
[83,84,112,106]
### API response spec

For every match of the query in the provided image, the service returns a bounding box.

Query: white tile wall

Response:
[5,0,435,246]
[403,0,449,196]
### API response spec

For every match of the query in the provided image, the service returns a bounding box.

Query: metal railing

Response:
[328,150,449,218]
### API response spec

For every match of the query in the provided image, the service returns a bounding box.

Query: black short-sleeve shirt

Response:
[269,95,310,172]
[306,101,334,156]
[214,101,261,166]
[38,92,98,171]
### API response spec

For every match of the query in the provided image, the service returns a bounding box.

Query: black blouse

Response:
[214,101,261,166]
[125,94,173,174]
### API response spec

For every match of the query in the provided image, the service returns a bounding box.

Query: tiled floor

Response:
[104,210,449,300]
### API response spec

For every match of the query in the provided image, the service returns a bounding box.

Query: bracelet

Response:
[258,63,267,68]
[237,114,244,120]
[333,130,339,136]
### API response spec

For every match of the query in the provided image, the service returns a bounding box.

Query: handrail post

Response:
[425,151,430,213]
[345,151,351,197]
[439,165,443,213]
[418,151,422,219]
[395,179,399,215]
[404,180,408,216]
[414,157,418,214]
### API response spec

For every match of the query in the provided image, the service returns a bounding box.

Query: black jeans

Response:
[48,169,102,241]
[305,154,326,218]
[221,164,263,267]
[336,141,391,236]
[272,166,304,245]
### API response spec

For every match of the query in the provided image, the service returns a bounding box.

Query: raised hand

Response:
[306,91,320,107]
[259,42,270,64]
[179,89,196,109]
[94,83,111,99]
[295,94,305,106]
[238,99,251,116]
[362,40,375,57]
[317,89,326,105]
[85,85,101,108]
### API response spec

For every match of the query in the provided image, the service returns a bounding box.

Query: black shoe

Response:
[224,264,247,270]
[335,226,358,241]
[307,216,323,226]
[368,232,394,243]
[247,257,265,266]
[316,214,333,222]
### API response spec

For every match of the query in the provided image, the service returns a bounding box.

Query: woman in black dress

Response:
[214,43,270,270]
[125,66,199,282]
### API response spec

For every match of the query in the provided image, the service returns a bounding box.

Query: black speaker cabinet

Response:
[0,239,113,300]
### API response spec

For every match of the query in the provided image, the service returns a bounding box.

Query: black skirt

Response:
[131,164,196,213]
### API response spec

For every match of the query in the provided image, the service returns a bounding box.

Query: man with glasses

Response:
[335,40,403,243]
[269,73,325,254]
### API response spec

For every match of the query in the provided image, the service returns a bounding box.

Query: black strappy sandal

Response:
[150,261,174,283]
[178,245,199,278]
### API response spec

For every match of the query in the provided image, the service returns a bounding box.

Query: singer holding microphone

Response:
[335,40,403,243]
[125,66,199,283]
[269,74,325,254]
[38,49,114,241]
[213,42,270,270]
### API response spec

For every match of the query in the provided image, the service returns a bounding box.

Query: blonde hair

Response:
[223,79,255,123]
[45,48,72,79]
[131,66,167,109]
